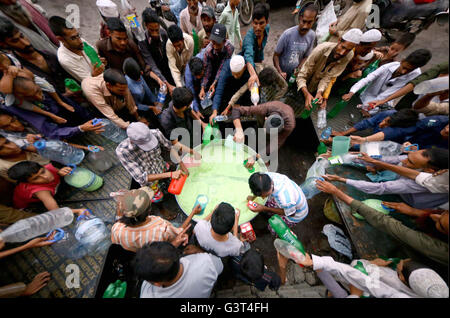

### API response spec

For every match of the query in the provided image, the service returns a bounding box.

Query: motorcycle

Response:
[215,0,256,25]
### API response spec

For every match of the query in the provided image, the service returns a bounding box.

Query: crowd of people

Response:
[0,0,448,299]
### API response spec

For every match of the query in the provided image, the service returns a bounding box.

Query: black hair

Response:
[103,68,128,85]
[122,57,141,81]
[172,87,193,109]
[142,7,160,25]
[106,17,127,33]
[48,16,74,37]
[248,172,272,196]
[422,147,449,170]
[299,3,319,19]
[119,212,148,226]
[395,33,416,49]
[252,2,270,22]
[13,76,35,92]
[7,161,43,183]
[401,260,428,286]
[167,24,184,43]
[258,67,278,87]
[211,202,235,235]
[133,242,181,283]
[404,49,432,68]
[188,57,204,77]
[240,249,265,282]
[0,16,18,42]
[387,109,418,128]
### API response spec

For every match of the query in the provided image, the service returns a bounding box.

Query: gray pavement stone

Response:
[297,291,323,298]
[305,271,320,286]
[292,264,306,283]
[255,288,279,298]
[310,285,328,298]
[232,285,253,298]
[215,289,236,298]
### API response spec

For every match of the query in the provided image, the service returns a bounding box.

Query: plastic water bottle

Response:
[157,84,167,104]
[274,238,306,264]
[65,78,81,92]
[83,42,102,67]
[74,214,110,253]
[300,177,324,200]
[328,153,366,169]
[121,0,146,42]
[360,141,403,158]
[414,76,449,95]
[214,115,228,122]
[317,108,327,129]
[268,215,306,254]
[93,118,127,143]
[320,127,332,140]
[86,146,114,173]
[51,228,89,259]
[33,139,85,165]
[250,82,260,106]
[287,73,296,88]
[300,98,319,119]
[0,207,74,243]
[200,91,213,109]
[327,99,348,119]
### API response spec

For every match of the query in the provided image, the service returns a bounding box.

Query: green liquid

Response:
[327,99,348,119]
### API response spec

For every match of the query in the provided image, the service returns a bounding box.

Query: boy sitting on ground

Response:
[193,202,248,257]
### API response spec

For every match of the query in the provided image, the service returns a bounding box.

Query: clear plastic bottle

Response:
[86,146,114,173]
[121,0,145,42]
[51,228,89,259]
[0,207,74,243]
[300,177,324,200]
[250,82,260,106]
[214,115,228,122]
[274,238,306,263]
[320,127,332,140]
[93,118,127,143]
[33,139,85,165]
[157,84,167,104]
[74,214,110,253]
[201,91,213,109]
[317,108,327,129]
[360,141,403,158]
[414,76,449,95]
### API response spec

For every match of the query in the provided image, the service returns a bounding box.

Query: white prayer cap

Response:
[358,50,374,61]
[230,55,246,73]
[96,0,119,18]
[361,29,382,43]
[342,28,363,44]
[409,268,449,298]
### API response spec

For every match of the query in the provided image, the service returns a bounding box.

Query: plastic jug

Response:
[86,146,114,173]
[331,136,350,156]
[33,139,85,166]
[317,108,327,129]
[64,165,104,192]
[360,141,403,158]
[414,76,449,95]
[300,98,319,119]
[51,228,89,259]
[328,153,361,166]
[93,118,127,144]
[83,42,102,67]
[300,177,324,200]
[193,194,208,216]
[327,99,348,119]
[74,213,110,253]
[274,238,306,264]
[168,173,188,195]
[268,215,306,255]
[0,207,74,243]
[65,78,81,92]
[250,83,260,106]
[157,84,167,104]
[200,91,213,109]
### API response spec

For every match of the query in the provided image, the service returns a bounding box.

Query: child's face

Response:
[0,137,22,157]
[27,167,55,184]
[387,43,405,59]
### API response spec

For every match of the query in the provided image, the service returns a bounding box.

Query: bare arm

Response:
[34,190,59,211]
[273,53,285,78]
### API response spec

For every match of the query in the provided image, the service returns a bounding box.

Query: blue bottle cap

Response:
[88,145,100,152]
[33,139,46,150]
[92,118,103,126]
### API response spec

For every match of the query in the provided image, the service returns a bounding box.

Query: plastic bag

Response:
[316,1,337,43]
[322,224,353,259]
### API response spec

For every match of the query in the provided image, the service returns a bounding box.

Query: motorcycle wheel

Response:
[239,0,254,26]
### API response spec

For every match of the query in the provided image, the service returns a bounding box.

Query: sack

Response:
[316,1,337,43]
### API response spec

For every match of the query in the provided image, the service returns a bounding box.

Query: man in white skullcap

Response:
[355,28,382,60]
[296,28,362,112]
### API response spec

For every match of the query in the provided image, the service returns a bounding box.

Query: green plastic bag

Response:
[103,280,127,298]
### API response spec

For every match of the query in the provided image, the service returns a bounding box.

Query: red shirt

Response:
[13,164,60,209]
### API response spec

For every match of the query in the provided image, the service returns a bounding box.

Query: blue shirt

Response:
[407,115,449,149]
[125,75,156,111]
[353,110,417,144]
[241,25,270,67]
[184,50,205,112]
[169,0,187,25]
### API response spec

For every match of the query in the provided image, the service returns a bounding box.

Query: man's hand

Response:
[192,150,202,160]
[171,170,182,179]
[329,21,338,35]
[248,202,264,212]
[350,135,365,145]
[358,152,378,165]
[6,65,20,78]
[183,244,205,255]
[180,162,189,176]
[280,71,287,80]
[167,83,175,96]
[381,201,425,217]
[25,236,56,248]
[348,70,362,79]
[320,99,327,110]
[369,258,392,267]
[22,272,51,296]
[342,92,354,102]
[92,62,105,77]
[245,156,255,169]
[209,109,218,126]
[248,74,260,90]
[71,208,91,216]
[150,106,162,116]
[51,115,67,124]
[79,120,105,134]
[234,129,245,143]
[208,83,216,97]
[331,130,345,137]
[26,134,42,144]
[314,92,324,105]
[235,208,241,220]
[322,174,347,183]
[315,179,339,194]
[58,166,73,177]
[192,204,203,215]
[171,224,191,248]
[199,87,206,100]
[368,99,387,108]
[221,105,231,116]
[194,110,204,120]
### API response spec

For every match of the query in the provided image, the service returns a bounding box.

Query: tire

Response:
[293,0,318,26]
[239,0,254,25]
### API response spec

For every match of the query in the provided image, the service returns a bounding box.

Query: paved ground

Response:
[34,0,449,298]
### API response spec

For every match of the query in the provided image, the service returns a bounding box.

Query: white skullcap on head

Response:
[96,0,119,18]
[358,50,374,61]
[342,28,363,44]
[409,268,449,298]
[230,55,246,73]
[361,29,382,43]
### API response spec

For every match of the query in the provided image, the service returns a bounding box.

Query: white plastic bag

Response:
[316,1,338,44]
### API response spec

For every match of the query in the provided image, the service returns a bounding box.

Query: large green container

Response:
[331,136,350,156]
[64,166,103,192]
[268,215,305,254]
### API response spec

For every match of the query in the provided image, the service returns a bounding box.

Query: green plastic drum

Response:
[353,199,391,220]
[176,139,268,225]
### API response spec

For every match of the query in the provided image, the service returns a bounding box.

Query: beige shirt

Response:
[57,39,95,82]
[297,41,354,93]
[179,7,203,36]
[81,74,138,129]
[0,152,49,182]
[329,0,373,42]
[166,33,194,87]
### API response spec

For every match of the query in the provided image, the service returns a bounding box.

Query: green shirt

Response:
[350,200,449,266]
[409,62,449,86]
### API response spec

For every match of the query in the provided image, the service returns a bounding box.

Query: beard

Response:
[16,45,35,54]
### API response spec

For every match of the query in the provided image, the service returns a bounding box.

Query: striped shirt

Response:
[111,216,182,252]
[266,172,308,223]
